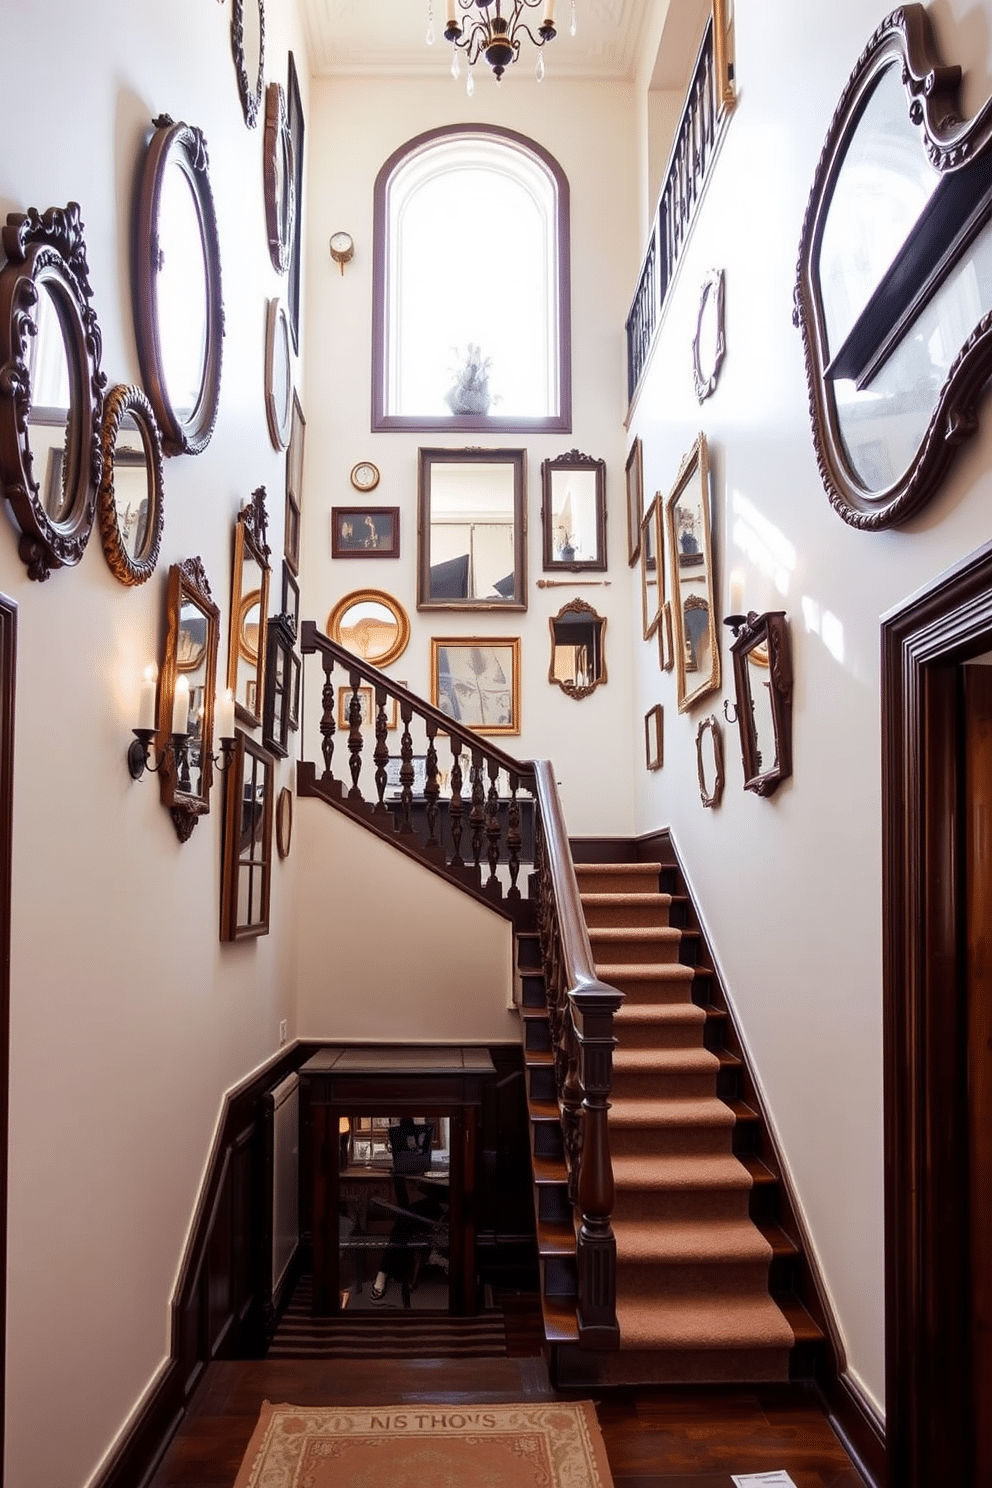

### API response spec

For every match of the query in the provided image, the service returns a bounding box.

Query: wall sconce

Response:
[127,670,237,780]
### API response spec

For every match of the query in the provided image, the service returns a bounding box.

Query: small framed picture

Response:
[645,704,663,770]
[430,637,520,735]
[331,506,400,559]
[336,685,398,729]
[625,436,644,568]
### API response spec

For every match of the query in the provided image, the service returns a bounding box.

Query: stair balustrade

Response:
[297,625,623,1346]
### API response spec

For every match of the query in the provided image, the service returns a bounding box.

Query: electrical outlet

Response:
[279,1019,288,1046]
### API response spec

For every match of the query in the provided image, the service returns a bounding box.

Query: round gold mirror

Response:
[326,589,410,667]
[98,384,164,585]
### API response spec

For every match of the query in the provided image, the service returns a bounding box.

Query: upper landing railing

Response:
[625,3,735,407]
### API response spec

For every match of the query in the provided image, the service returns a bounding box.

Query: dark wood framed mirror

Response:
[0,203,106,581]
[263,83,294,273]
[133,115,224,457]
[665,433,720,712]
[231,0,265,129]
[159,557,220,841]
[540,449,606,571]
[263,615,295,758]
[228,487,271,729]
[696,713,724,807]
[794,5,992,529]
[548,598,606,698]
[220,730,273,941]
[97,384,164,585]
[729,611,793,797]
[418,447,526,610]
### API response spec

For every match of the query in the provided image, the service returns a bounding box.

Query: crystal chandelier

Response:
[427,1,576,90]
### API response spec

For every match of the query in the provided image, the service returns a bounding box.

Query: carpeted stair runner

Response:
[268,1274,507,1359]
[575,861,794,1382]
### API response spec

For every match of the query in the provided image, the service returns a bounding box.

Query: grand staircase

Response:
[521,851,824,1387]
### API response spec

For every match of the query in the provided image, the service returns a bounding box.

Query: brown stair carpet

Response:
[575,861,794,1382]
[268,1275,507,1359]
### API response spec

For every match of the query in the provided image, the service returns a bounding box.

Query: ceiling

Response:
[300,0,649,81]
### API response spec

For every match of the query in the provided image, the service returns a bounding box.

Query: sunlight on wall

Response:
[801,594,846,664]
[730,489,796,597]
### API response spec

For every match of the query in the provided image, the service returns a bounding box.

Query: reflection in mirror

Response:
[98,384,164,585]
[730,611,793,797]
[159,557,220,840]
[418,448,526,609]
[263,83,295,273]
[221,731,273,941]
[326,589,410,667]
[692,269,725,402]
[665,434,720,712]
[640,495,661,641]
[0,202,105,579]
[541,450,606,570]
[548,598,606,699]
[134,116,224,457]
[232,0,265,129]
[696,714,724,808]
[795,8,992,526]
[228,486,271,727]
[265,299,293,449]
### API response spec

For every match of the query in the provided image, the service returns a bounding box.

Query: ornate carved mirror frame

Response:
[97,384,164,585]
[730,610,793,797]
[540,449,607,571]
[231,0,265,129]
[133,115,224,457]
[794,5,992,528]
[263,82,295,272]
[696,713,724,807]
[692,268,725,402]
[548,597,607,699]
[159,557,220,840]
[0,203,105,580]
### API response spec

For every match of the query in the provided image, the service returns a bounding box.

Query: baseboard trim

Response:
[823,1370,886,1488]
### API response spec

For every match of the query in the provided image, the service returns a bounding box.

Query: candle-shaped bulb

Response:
[172,675,190,737]
[216,687,236,741]
[544,0,557,21]
[447,0,456,20]
[729,566,746,616]
[138,664,157,731]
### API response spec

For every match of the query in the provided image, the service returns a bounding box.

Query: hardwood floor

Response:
[149,1310,867,1488]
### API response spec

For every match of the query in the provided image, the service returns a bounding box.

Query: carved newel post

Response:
[570,980,624,1349]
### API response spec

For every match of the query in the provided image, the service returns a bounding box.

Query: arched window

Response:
[372,124,571,432]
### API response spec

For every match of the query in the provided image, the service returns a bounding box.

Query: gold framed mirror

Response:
[158,557,220,841]
[548,598,606,699]
[665,433,720,712]
[326,589,410,668]
[228,487,271,728]
[97,384,164,585]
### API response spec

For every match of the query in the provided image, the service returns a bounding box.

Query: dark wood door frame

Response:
[881,538,992,1487]
[0,595,16,1477]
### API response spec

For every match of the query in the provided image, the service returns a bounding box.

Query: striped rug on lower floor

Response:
[267,1275,507,1359]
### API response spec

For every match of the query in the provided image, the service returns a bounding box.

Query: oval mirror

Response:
[693,269,725,402]
[232,0,265,129]
[134,116,224,457]
[326,589,411,668]
[0,203,105,580]
[265,299,292,449]
[548,598,607,699]
[97,385,164,585]
[263,83,295,273]
[696,715,724,808]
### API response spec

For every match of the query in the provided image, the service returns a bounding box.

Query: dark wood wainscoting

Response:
[95,1040,534,1488]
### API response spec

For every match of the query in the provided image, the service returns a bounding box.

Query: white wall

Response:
[627,0,992,1419]
[0,3,308,1485]
[300,72,639,838]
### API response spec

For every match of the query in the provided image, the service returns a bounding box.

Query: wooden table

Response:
[300,1045,495,1315]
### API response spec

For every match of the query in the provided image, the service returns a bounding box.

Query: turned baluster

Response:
[484,760,502,889]
[506,772,522,901]
[319,651,336,781]
[424,724,441,851]
[561,1022,584,1205]
[449,746,464,866]
[372,685,390,815]
[398,702,414,834]
[469,749,486,874]
[572,985,623,1347]
[346,671,365,803]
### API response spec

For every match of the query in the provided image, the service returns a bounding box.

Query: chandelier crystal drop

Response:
[435,0,565,84]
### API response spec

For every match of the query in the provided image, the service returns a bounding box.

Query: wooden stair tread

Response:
[527,1098,561,1122]
[588,926,681,943]
[523,1049,554,1069]
[615,1003,707,1027]
[595,962,695,982]
[541,1295,580,1343]
[531,1153,569,1183]
[774,1294,825,1342]
[608,1096,735,1128]
[615,1292,795,1349]
[611,1152,754,1190]
[613,1047,719,1073]
[612,1216,776,1262]
[739,1154,777,1186]
[536,1218,576,1255]
[756,1219,800,1257]
[580,892,672,906]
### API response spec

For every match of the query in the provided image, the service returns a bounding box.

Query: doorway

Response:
[882,540,992,1486]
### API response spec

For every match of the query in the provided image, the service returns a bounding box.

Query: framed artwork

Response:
[336,685,398,730]
[625,437,643,567]
[331,506,400,559]
[385,755,429,798]
[645,704,663,770]
[430,637,521,735]
[286,51,305,351]
[284,390,305,575]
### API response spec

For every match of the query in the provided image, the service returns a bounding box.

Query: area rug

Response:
[233,1400,615,1487]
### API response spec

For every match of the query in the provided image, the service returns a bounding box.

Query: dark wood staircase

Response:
[518,847,827,1388]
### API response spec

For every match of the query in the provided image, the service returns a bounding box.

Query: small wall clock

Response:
[350,461,380,493]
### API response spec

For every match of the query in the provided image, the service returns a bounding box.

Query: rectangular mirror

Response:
[640,494,662,641]
[263,615,294,758]
[158,558,220,842]
[228,488,271,728]
[220,730,273,940]
[541,450,606,570]
[418,447,526,610]
[665,433,720,712]
[730,611,793,797]
[549,598,606,698]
